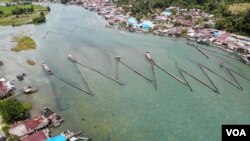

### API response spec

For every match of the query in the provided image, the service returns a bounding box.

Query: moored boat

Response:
[23,85,38,94]
[240,55,250,64]
[68,54,76,62]
[42,63,53,74]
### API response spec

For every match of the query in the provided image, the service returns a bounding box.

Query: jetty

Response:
[199,63,242,90]
[69,54,93,94]
[145,52,157,90]
[186,42,209,59]
[177,67,220,94]
[68,54,124,85]
[42,63,93,96]
[154,63,187,85]
[115,56,152,83]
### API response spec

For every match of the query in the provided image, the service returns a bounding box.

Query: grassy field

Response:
[0,0,12,2]
[11,36,36,52]
[228,3,250,14]
[0,4,48,26]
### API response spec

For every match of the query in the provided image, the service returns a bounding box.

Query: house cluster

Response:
[8,107,90,141]
[0,77,14,99]
[77,0,250,64]
[79,1,216,34]
[187,28,250,63]
[8,107,63,141]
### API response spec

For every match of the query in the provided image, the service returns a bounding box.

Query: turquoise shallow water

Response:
[1,3,250,141]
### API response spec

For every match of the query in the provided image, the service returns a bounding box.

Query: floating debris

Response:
[27,59,36,65]
[16,73,26,81]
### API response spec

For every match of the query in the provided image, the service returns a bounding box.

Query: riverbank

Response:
[77,0,250,64]
[0,3,49,26]
[1,3,250,141]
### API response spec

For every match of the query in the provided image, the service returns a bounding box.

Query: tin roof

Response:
[9,124,28,137]
[24,116,48,131]
[21,130,49,141]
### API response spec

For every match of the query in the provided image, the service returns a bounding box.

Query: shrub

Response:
[32,16,46,24]
[2,125,10,137]
[0,99,28,123]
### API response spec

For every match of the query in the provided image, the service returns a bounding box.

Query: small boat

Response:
[42,63,53,74]
[61,130,91,141]
[145,51,152,61]
[240,55,250,64]
[23,85,38,94]
[68,54,76,62]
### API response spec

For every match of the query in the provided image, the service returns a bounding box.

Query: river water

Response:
[1,3,250,141]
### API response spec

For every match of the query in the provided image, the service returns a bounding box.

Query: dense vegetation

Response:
[32,11,45,23]
[0,99,30,123]
[11,6,34,15]
[11,36,36,52]
[0,3,49,26]
[117,0,250,36]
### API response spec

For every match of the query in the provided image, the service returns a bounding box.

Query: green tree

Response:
[47,6,51,12]
[2,125,10,137]
[7,134,20,141]
[22,102,32,111]
[0,99,28,123]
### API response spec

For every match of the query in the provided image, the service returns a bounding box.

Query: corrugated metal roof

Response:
[24,116,48,131]
[9,124,28,137]
[21,130,49,141]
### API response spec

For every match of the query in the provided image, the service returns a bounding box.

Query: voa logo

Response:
[226,129,246,136]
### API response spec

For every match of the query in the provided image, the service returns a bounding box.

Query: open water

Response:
[0,3,250,141]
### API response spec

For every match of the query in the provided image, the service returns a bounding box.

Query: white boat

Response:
[68,54,76,62]
[240,55,250,64]
[42,63,52,74]
[145,51,152,61]
[23,85,38,94]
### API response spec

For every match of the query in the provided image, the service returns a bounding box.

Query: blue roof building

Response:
[127,17,138,27]
[162,8,173,16]
[46,135,67,141]
[139,21,154,31]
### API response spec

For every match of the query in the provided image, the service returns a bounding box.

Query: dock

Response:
[53,74,94,96]
[69,55,92,94]
[154,63,187,85]
[199,63,242,91]
[42,62,93,96]
[187,42,239,60]
[42,30,61,40]
[186,42,209,59]
[177,67,219,94]
[115,56,152,83]
[68,54,125,85]
[145,52,157,90]
[198,64,220,93]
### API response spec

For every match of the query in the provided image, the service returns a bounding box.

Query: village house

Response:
[20,129,50,141]
[0,77,14,99]
[9,116,49,138]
